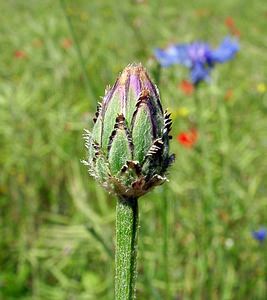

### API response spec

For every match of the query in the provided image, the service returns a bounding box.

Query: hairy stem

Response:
[115,197,139,300]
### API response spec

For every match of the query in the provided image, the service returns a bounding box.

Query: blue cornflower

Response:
[187,42,212,66]
[154,36,239,85]
[211,37,239,63]
[252,227,267,243]
[154,44,190,67]
[190,62,212,85]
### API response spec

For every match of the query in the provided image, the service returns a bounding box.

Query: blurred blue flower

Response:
[190,62,212,85]
[154,36,239,85]
[154,44,190,67]
[211,37,240,63]
[187,42,212,66]
[252,228,267,243]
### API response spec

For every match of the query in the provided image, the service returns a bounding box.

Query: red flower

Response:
[224,16,240,37]
[224,89,233,101]
[177,128,198,148]
[225,16,235,28]
[179,80,195,95]
[61,38,72,49]
[14,50,27,59]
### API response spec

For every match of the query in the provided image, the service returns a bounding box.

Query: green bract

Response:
[83,64,174,198]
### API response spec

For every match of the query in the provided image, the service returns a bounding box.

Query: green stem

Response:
[115,197,139,300]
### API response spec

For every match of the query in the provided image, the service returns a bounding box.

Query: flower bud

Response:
[83,63,174,198]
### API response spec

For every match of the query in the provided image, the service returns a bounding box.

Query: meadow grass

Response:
[0,0,266,299]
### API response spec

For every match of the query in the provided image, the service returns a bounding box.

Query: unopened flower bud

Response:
[83,63,174,198]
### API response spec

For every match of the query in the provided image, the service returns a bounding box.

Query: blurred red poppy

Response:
[177,128,198,148]
[224,16,240,37]
[179,80,195,95]
[224,89,233,101]
[61,38,72,49]
[14,50,27,59]
[225,16,235,28]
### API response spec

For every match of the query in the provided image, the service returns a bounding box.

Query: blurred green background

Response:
[0,0,266,299]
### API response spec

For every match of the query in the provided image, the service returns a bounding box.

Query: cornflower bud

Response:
[83,63,174,198]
